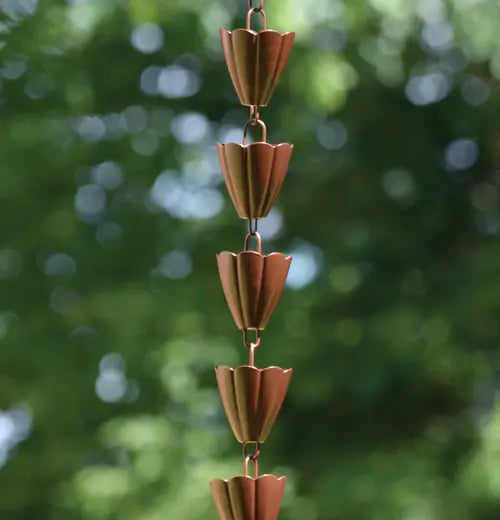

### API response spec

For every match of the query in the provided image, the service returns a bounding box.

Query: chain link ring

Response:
[243,119,267,145]
[244,231,262,253]
[243,329,261,366]
[246,8,267,31]
[243,442,261,477]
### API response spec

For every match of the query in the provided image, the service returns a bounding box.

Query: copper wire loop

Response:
[244,230,262,253]
[248,0,264,10]
[243,328,261,366]
[243,328,261,349]
[243,119,267,145]
[243,442,261,477]
[246,8,267,31]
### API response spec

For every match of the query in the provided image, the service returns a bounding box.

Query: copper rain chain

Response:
[208,1,296,518]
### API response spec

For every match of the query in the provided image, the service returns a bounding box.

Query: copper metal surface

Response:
[216,366,292,443]
[217,251,291,330]
[220,28,295,107]
[210,475,286,520]
[217,142,293,219]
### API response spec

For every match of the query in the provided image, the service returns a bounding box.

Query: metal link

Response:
[246,8,267,31]
[243,118,267,145]
[243,329,261,366]
[244,230,262,253]
[243,442,261,477]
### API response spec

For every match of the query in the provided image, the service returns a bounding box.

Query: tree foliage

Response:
[1,0,500,519]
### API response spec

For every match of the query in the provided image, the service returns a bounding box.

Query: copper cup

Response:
[220,28,295,107]
[216,365,292,443]
[210,474,286,520]
[217,142,293,219]
[217,251,291,330]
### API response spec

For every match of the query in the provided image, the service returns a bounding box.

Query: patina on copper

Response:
[215,366,292,443]
[217,251,291,330]
[210,475,286,520]
[217,141,293,219]
[220,25,295,107]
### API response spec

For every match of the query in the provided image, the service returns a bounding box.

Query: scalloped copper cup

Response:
[210,475,286,520]
[217,142,293,219]
[221,28,295,107]
[217,251,291,330]
[216,366,292,443]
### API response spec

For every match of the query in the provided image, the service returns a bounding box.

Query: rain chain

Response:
[209,1,295,518]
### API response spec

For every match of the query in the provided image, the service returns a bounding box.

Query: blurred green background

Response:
[1,0,500,518]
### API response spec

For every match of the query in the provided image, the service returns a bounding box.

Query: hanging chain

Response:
[217,0,291,483]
